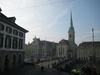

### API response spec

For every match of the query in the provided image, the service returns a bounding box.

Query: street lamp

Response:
[92,28,95,63]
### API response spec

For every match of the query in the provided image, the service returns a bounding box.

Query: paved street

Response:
[38,59,59,68]
[0,60,86,75]
[1,65,69,75]
[1,60,100,75]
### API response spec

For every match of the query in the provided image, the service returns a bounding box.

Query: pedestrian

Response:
[41,66,44,72]
[59,66,63,72]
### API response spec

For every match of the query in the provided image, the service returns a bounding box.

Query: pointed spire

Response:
[68,11,74,32]
[68,11,75,43]
[70,11,73,27]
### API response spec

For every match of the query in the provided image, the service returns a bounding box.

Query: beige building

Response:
[56,12,77,59]
[0,8,28,72]
[77,42,100,61]
[29,37,57,62]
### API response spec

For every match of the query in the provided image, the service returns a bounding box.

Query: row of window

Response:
[0,23,23,37]
[80,45,100,48]
[58,49,64,55]
[58,47,65,55]
[33,51,45,53]
[59,47,65,51]
[78,51,100,55]
[78,57,100,60]
[33,54,38,57]
[33,54,46,57]
[34,45,53,48]
[0,34,23,49]
[78,57,88,60]
[78,53,100,57]
[33,45,37,48]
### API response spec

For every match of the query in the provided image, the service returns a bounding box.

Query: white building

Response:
[56,12,77,59]
[77,42,100,61]
[0,8,28,72]
[30,37,57,62]
[56,39,69,58]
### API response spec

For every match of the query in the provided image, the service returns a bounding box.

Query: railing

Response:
[79,61,90,70]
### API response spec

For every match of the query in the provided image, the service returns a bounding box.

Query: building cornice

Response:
[0,13,28,33]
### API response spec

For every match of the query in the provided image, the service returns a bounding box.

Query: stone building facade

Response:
[56,12,77,59]
[0,8,28,72]
[56,39,69,58]
[30,37,57,62]
[77,42,100,61]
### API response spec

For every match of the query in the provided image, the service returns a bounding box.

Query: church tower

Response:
[68,12,75,43]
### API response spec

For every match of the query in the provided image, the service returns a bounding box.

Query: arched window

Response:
[18,55,22,66]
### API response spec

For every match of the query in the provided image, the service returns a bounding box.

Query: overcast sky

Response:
[0,0,100,45]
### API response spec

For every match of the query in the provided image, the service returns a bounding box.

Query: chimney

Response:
[8,17,16,23]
